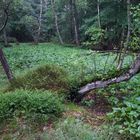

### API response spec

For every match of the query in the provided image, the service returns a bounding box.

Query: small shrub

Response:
[83,27,105,49]
[108,94,140,139]
[81,99,95,108]
[0,89,64,122]
[8,64,70,93]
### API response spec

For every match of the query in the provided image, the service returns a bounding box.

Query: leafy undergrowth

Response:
[107,90,140,139]
[77,75,140,139]
[64,102,107,129]
[0,89,64,122]
[41,118,119,140]
[0,43,133,88]
[1,43,138,100]
[0,100,106,140]
[0,43,140,139]
[0,117,130,140]
[0,89,66,139]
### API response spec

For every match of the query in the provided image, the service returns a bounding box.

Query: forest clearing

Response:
[0,0,140,140]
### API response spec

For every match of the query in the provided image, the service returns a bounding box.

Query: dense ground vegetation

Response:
[0,43,133,87]
[0,43,140,139]
[0,89,64,122]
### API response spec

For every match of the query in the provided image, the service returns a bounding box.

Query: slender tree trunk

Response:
[0,48,13,81]
[0,1,13,82]
[51,0,64,44]
[117,0,131,70]
[0,2,9,33]
[117,28,125,68]
[73,16,79,46]
[3,28,8,47]
[36,0,43,44]
[69,0,74,43]
[97,0,101,28]
[72,0,80,46]
[44,0,48,9]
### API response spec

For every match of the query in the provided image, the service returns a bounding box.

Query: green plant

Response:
[81,99,95,108]
[0,43,136,98]
[0,89,64,122]
[83,27,105,48]
[108,94,140,138]
[42,118,95,140]
[0,118,123,140]
[1,43,133,88]
[130,4,140,51]
[41,118,123,140]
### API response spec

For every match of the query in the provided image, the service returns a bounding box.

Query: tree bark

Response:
[0,1,13,82]
[72,0,80,46]
[3,28,8,46]
[0,6,8,33]
[97,0,101,28]
[35,0,43,44]
[38,0,43,40]
[44,0,48,10]
[78,53,140,99]
[0,48,14,81]
[69,0,74,43]
[51,0,64,44]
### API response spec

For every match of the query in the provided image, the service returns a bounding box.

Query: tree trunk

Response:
[44,0,48,10]
[78,53,140,99]
[0,1,13,82]
[35,0,43,44]
[3,28,8,47]
[72,0,80,46]
[69,0,74,43]
[0,48,14,81]
[117,28,125,69]
[0,5,9,33]
[51,0,64,44]
[97,0,101,28]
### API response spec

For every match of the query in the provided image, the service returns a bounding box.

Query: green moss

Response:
[8,64,70,93]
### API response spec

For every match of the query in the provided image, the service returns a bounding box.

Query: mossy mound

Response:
[8,65,70,93]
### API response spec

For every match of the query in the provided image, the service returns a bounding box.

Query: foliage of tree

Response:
[0,0,139,49]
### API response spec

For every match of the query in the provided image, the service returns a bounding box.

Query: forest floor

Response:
[0,43,140,139]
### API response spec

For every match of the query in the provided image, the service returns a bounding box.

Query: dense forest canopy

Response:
[0,0,139,50]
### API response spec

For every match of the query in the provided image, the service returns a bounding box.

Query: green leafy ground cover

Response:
[0,89,64,122]
[0,43,134,88]
[1,43,139,97]
[0,43,140,139]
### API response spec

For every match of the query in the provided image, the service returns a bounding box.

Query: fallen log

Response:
[78,53,140,99]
